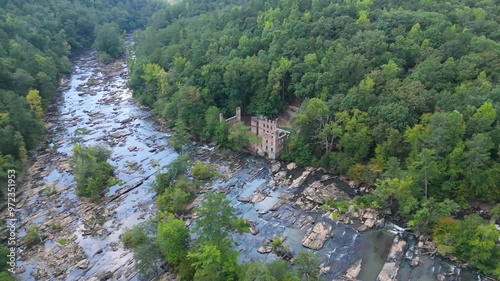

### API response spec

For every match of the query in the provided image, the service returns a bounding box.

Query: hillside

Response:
[129,0,500,277]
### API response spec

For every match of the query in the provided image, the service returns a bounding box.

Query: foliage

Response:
[26,90,43,119]
[228,122,261,151]
[188,244,240,281]
[57,238,68,246]
[433,215,500,278]
[192,193,238,251]
[71,144,114,200]
[0,245,10,272]
[188,193,242,280]
[235,217,251,233]
[152,153,190,194]
[168,119,190,154]
[156,175,196,215]
[0,0,160,188]
[191,161,218,181]
[293,252,321,281]
[0,272,15,281]
[130,221,163,280]
[125,0,500,277]
[323,198,350,214]
[491,204,500,219]
[93,23,124,62]
[24,226,42,248]
[157,214,189,266]
[122,226,148,249]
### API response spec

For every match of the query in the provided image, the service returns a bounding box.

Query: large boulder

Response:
[345,259,362,279]
[257,245,272,254]
[272,162,281,173]
[301,221,331,250]
[376,236,407,281]
[76,259,89,269]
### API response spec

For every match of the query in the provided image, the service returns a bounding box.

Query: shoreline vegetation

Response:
[0,1,162,279]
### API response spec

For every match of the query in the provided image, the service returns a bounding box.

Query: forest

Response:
[0,0,161,184]
[128,0,500,278]
[0,0,161,279]
[0,0,499,279]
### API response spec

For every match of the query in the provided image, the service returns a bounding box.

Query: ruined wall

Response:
[249,116,288,159]
[221,107,241,124]
[220,108,289,160]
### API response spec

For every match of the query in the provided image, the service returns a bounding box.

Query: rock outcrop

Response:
[376,236,407,281]
[301,221,332,250]
[345,259,362,279]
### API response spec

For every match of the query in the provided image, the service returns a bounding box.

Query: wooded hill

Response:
[0,1,160,278]
[0,0,160,181]
[129,0,500,277]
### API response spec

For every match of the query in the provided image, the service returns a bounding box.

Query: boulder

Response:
[345,259,362,279]
[376,236,407,281]
[249,225,259,235]
[356,225,368,232]
[274,171,287,181]
[289,169,312,189]
[271,162,281,173]
[251,192,267,203]
[237,196,252,203]
[97,271,113,281]
[364,218,375,228]
[76,259,89,269]
[110,131,132,138]
[257,245,272,254]
[301,222,332,250]
[362,209,377,219]
[270,200,284,211]
[411,256,420,267]
[287,162,297,170]
[375,218,385,228]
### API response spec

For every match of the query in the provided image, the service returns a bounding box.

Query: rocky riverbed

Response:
[10,47,483,281]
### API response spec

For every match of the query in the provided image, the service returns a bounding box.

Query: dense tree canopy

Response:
[0,0,161,185]
[130,0,500,277]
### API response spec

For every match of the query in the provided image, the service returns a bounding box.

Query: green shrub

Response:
[0,272,15,281]
[331,201,350,214]
[72,144,114,200]
[0,245,10,272]
[156,175,196,215]
[97,52,114,63]
[157,216,189,266]
[24,226,41,248]
[93,23,124,62]
[191,161,218,180]
[58,238,68,245]
[272,237,283,248]
[331,211,340,220]
[122,226,148,249]
[49,222,62,231]
[323,197,350,214]
[152,154,190,194]
[43,185,57,196]
[107,177,122,186]
[491,204,500,219]
[235,217,250,233]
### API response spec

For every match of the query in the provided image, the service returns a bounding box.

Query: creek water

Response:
[15,48,481,281]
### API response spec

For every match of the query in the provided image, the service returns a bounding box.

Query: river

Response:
[14,47,482,281]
